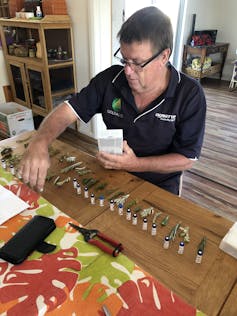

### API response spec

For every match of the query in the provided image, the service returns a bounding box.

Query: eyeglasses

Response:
[113,47,163,72]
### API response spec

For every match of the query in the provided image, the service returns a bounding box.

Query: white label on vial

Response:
[132,215,137,225]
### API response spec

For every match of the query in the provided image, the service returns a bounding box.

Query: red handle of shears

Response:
[88,238,123,257]
[97,232,124,249]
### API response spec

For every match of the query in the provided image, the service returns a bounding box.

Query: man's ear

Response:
[161,48,171,64]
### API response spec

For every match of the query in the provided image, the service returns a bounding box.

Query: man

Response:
[19,6,206,195]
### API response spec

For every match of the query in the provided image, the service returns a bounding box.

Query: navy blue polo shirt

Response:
[68,64,206,194]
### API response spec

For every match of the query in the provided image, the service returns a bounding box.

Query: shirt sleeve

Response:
[171,83,206,160]
[67,76,103,123]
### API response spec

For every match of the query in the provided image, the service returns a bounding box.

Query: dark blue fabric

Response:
[68,64,206,195]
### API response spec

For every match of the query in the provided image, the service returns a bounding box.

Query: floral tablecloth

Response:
[0,168,204,316]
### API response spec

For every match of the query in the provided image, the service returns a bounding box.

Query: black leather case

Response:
[0,215,56,264]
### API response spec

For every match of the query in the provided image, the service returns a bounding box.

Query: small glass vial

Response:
[142,218,148,230]
[29,48,36,58]
[73,178,77,189]
[109,199,114,211]
[132,213,138,225]
[151,223,157,236]
[10,164,15,175]
[195,250,203,264]
[57,45,63,60]
[36,6,42,18]
[126,208,131,221]
[84,186,89,198]
[1,159,6,169]
[90,193,95,205]
[118,203,123,216]
[76,183,81,195]
[99,195,104,207]
[178,241,185,254]
[163,236,170,249]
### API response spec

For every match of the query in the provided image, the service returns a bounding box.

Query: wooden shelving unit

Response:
[0,15,77,116]
[182,43,229,81]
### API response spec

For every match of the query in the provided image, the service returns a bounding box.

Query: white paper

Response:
[98,129,123,154]
[0,185,29,225]
[219,222,237,259]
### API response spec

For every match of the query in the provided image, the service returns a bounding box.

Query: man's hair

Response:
[117,6,173,55]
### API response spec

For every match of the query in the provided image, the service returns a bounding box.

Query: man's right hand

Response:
[18,139,50,192]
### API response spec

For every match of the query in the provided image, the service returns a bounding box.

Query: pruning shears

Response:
[69,223,123,257]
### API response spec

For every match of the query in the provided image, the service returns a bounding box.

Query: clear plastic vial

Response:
[118,203,123,216]
[163,236,170,249]
[73,178,77,189]
[1,159,6,169]
[151,223,157,236]
[142,218,148,230]
[90,193,95,204]
[10,164,15,175]
[109,199,114,211]
[178,241,185,254]
[99,195,104,207]
[195,250,203,264]
[76,183,81,195]
[126,208,131,220]
[84,186,89,198]
[132,213,138,225]
[36,6,42,18]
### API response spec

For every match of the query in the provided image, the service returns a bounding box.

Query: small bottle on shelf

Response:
[36,6,42,18]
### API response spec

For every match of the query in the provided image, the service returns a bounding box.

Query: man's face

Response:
[120,41,165,93]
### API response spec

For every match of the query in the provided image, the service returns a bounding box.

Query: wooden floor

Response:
[60,78,237,222]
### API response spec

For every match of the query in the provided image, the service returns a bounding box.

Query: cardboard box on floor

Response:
[0,102,34,137]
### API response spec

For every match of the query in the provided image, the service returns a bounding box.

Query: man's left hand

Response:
[96,140,138,171]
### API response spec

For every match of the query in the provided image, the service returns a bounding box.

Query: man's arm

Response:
[96,140,194,173]
[19,102,78,191]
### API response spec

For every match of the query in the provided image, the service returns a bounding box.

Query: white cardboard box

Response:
[0,102,34,137]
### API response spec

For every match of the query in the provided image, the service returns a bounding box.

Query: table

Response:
[182,43,229,80]
[0,131,237,316]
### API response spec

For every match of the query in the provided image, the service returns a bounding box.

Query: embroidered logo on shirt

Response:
[107,98,123,118]
[155,113,176,122]
[112,98,121,112]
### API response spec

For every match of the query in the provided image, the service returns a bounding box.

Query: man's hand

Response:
[97,140,194,174]
[18,140,50,192]
[96,140,139,171]
[17,102,78,192]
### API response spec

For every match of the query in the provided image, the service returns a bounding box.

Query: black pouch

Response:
[0,215,56,264]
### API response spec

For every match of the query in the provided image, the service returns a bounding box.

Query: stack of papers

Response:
[0,185,29,225]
